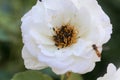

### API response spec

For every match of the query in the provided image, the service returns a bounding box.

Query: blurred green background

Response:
[0,0,120,80]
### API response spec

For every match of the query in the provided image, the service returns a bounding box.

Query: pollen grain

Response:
[53,25,78,49]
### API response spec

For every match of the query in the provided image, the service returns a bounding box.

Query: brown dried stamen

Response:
[53,25,78,49]
[92,44,101,57]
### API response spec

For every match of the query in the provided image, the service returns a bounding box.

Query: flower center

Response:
[53,25,78,49]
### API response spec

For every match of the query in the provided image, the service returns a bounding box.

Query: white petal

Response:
[97,63,118,80]
[38,44,73,57]
[51,56,96,74]
[22,1,45,23]
[43,0,74,11]
[115,68,120,80]
[30,29,54,45]
[72,0,112,44]
[107,63,117,74]
[38,54,74,73]
[45,0,77,28]
[22,46,47,70]
[103,24,112,44]
[21,0,112,75]
[85,25,106,45]
[71,39,101,61]
[70,7,91,37]
[76,7,91,29]
[70,57,95,74]
[22,33,41,57]
[71,39,92,57]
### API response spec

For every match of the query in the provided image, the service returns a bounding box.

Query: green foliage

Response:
[61,73,83,80]
[0,0,36,80]
[67,73,83,80]
[68,73,83,80]
[12,70,53,80]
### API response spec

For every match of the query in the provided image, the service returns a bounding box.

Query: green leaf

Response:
[67,73,83,80]
[0,29,9,41]
[11,70,53,80]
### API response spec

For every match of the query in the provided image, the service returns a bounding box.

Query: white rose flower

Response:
[21,0,112,74]
[97,63,120,80]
